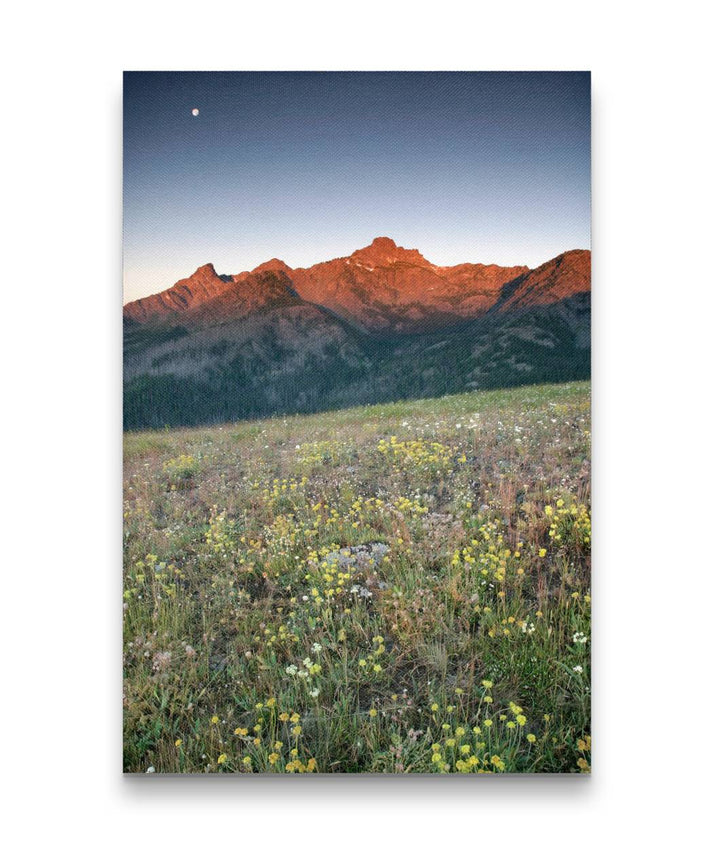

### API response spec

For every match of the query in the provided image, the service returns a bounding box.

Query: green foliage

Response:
[124,381,591,774]
[124,306,590,430]
[162,454,199,489]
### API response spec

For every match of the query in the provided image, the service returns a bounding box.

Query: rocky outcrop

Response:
[493,250,591,313]
[123,263,232,323]
[123,239,591,334]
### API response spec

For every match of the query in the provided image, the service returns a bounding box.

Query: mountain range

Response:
[124,237,590,429]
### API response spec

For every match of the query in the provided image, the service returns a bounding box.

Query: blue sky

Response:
[123,71,590,303]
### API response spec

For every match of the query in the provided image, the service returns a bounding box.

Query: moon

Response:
[191,108,199,117]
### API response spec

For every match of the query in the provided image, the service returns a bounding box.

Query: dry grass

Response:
[123,381,591,774]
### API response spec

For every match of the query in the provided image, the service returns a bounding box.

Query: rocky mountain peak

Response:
[349,236,431,268]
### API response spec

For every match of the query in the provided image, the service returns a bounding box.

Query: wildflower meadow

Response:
[123,380,590,774]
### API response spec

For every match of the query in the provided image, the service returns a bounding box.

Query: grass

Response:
[123,380,591,774]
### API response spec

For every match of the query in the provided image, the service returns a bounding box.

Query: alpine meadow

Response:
[123,71,591,774]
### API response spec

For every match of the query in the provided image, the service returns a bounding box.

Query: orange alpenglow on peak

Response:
[194,262,219,276]
[249,258,293,275]
[366,236,399,253]
[123,262,231,323]
[349,237,432,268]
[123,241,590,334]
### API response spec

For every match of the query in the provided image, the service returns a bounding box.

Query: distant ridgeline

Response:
[123,238,590,429]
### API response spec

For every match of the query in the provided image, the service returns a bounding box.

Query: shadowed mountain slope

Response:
[123,239,590,428]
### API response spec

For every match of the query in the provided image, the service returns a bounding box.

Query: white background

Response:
[3,1,717,853]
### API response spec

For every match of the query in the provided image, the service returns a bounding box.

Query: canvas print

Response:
[123,71,591,774]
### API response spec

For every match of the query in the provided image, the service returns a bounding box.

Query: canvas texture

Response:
[123,71,591,774]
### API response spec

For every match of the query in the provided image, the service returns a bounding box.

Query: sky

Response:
[123,71,590,303]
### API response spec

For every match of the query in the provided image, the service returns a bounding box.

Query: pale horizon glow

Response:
[124,72,590,304]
